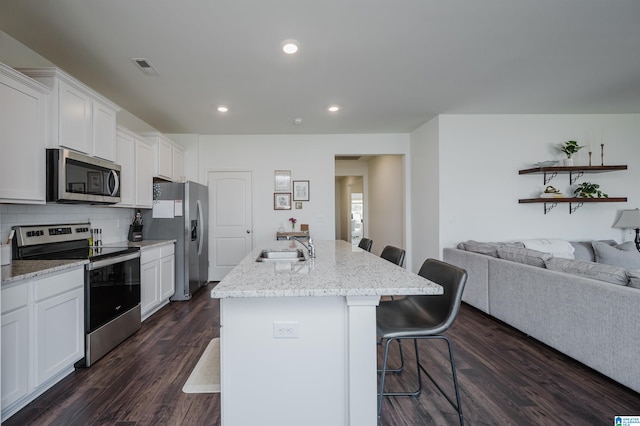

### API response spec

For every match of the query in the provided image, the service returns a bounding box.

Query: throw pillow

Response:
[627,270,640,289]
[570,240,616,262]
[592,241,640,270]
[462,240,501,257]
[496,246,551,268]
[545,257,629,286]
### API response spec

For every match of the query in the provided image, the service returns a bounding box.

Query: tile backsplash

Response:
[0,203,136,244]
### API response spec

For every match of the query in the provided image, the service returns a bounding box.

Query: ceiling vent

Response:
[131,58,160,76]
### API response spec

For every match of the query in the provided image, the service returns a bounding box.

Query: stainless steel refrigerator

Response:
[142,181,209,301]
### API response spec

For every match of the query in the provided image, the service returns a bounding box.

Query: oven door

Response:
[86,252,141,333]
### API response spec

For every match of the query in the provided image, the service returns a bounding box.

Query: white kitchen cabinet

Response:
[0,62,49,204]
[143,132,184,182]
[1,267,84,422]
[33,270,84,387]
[160,244,176,301]
[115,126,136,207]
[173,144,185,183]
[140,242,175,321]
[92,98,117,162]
[135,137,154,208]
[1,285,29,410]
[140,251,160,317]
[116,126,154,208]
[18,67,120,159]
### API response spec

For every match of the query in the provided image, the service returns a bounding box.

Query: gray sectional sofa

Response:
[443,240,640,394]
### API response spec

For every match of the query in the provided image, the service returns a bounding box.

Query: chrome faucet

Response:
[287,236,316,258]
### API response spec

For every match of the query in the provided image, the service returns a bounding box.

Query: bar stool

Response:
[380,245,405,267]
[376,258,467,425]
[358,238,373,252]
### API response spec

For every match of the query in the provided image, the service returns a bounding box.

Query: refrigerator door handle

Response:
[197,199,204,256]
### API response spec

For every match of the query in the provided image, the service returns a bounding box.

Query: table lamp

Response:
[613,208,640,252]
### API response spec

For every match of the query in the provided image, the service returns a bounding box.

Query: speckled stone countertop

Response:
[211,240,443,298]
[2,259,88,285]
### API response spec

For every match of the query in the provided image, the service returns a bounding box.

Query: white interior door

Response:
[208,171,253,280]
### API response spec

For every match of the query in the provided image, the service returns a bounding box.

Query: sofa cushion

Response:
[522,239,575,259]
[461,240,501,257]
[592,241,640,269]
[496,246,551,268]
[570,240,616,262]
[627,270,640,289]
[545,257,628,286]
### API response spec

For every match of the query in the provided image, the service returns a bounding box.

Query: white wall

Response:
[410,117,440,271]
[411,114,640,260]
[196,134,410,252]
[367,155,404,257]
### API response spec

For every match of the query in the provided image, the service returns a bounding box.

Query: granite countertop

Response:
[210,240,443,298]
[2,259,88,285]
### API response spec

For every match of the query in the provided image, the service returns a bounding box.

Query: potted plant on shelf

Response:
[558,140,583,166]
[574,182,608,198]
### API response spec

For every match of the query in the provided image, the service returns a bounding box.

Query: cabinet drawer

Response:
[161,243,175,257]
[1,283,29,314]
[141,247,161,264]
[33,268,84,302]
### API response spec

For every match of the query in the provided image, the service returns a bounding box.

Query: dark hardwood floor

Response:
[5,282,639,425]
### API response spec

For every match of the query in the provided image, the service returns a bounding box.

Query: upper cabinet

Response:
[116,125,153,208]
[18,68,120,162]
[0,63,50,204]
[143,132,185,182]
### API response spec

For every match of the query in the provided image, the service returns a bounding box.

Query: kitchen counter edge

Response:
[2,259,88,285]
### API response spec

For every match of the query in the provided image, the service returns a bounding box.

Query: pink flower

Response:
[289,217,297,225]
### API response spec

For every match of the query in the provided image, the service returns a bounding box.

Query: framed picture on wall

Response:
[292,180,309,201]
[274,170,291,191]
[274,193,292,210]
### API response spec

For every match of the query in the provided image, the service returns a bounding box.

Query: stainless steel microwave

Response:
[46,149,122,204]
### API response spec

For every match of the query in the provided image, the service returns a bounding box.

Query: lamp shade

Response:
[612,208,640,229]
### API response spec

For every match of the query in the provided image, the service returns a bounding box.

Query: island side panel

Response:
[220,296,348,426]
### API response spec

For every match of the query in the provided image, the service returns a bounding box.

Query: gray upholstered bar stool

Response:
[358,238,373,252]
[376,258,467,426]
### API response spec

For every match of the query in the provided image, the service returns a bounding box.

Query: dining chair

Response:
[376,258,467,425]
[380,245,405,267]
[358,238,373,252]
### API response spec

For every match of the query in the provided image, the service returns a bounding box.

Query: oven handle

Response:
[87,251,140,270]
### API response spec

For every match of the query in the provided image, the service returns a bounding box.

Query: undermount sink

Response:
[256,248,306,262]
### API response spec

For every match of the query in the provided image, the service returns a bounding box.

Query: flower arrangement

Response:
[289,217,297,230]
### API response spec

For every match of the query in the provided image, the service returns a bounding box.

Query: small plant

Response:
[289,217,297,230]
[558,140,584,159]
[574,182,608,198]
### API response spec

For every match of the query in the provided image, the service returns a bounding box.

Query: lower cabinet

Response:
[140,242,175,321]
[1,267,84,422]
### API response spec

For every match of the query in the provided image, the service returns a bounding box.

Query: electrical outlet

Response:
[273,321,299,338]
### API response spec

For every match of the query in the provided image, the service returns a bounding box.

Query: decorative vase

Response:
[563,158,574,166]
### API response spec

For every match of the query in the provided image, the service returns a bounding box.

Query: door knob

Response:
[246,230,251,233]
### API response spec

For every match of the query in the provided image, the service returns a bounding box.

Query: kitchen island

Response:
[211,240,442,426]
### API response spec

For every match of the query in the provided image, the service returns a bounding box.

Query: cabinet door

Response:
[92,100,117,162]
[157,138,173,180]
[58,79,92,154]
[173,146,185,182]
[33,287,84,387]
[1,307,29,409]
[160,254,175,301]
[141,259,160,318]
[135,138,154,208]
[0,71,47,203]
[116,128,135,207]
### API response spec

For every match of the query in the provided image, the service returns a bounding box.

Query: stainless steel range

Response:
[12,223,141,367]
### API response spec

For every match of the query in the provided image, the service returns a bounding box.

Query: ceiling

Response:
[1,0,639,135]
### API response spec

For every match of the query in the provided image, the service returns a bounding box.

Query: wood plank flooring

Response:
[5,282,639,425]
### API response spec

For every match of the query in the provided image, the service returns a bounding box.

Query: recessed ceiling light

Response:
[282,39,299,55]
[328,105,340,113]
[217,106,229,113]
